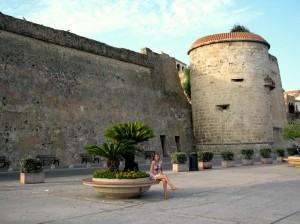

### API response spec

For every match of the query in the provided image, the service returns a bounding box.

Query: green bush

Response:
[170,152,187,164]
[20,157,43,173]
[276,149,285,157]
[93,169,149,179]
[198,151,214,162]
[287,147,298,156]
[221,151,234,161]
[259,148,271,158]
[241,149,254,159]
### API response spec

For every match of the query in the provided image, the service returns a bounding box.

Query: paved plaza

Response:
[0,163,300,224]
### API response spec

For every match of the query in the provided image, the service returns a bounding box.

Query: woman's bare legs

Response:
[161,179,168,199]
[158,174,177,190]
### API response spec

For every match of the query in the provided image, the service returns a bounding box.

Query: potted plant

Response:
[82,121,159,199]
[221,151,235,168]
[198,151,214,169]
[170,152,188,172]
[260,148,273,164]
[286,147,298,156]
[241,149,254,166]
[20,157,44,184]
[276,149,285,162]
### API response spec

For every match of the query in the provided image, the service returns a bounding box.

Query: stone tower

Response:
[188,32,286,152]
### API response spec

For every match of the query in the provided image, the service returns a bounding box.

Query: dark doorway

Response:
[160,135,167,157]
[175,136,181,152]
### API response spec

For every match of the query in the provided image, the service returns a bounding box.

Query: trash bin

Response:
[189,152,198,171]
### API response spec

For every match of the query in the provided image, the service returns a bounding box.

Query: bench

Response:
[144,151,155,160]
[80,153,100,164]
[36,155,59,166]
[0,156,11,168]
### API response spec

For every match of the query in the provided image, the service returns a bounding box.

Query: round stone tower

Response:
[188,32,278,152]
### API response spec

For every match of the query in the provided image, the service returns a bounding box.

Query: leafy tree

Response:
[104,121,155,171]
[84,142,136,172]
[282,120,300,144]
[182,67,191,100]
[230,24,250,32]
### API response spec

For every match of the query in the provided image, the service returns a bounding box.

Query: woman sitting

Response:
[150,152,177,199]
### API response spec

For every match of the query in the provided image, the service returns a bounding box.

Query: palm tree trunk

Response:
[107,158,120,172]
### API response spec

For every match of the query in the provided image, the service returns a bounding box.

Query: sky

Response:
[1,0,299,91]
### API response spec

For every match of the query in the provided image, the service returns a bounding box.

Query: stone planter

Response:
[82,177,159,199]
[242,159,253,166]
[172,163,188,172]
[261,158,273,164]
[277,157,284,162]
[20,172,44,184]
[198,162,212,170]
[221,160,234,168]
[284,156,300,167]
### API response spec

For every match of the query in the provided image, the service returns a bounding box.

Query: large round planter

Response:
[82,177,160,199]
[285,156,300,167]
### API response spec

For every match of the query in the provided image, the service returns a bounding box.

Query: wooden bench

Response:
[36,155,59,166]
[80,154,100,164]
[144,151,155,160]
[0,156,11,168]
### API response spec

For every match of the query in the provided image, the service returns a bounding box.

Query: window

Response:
[231,79,244,82]
[216,104,230,111]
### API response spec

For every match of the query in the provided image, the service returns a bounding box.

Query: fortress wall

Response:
[0,13,193,166]
[269,54,286,129]
[189,41,273,152]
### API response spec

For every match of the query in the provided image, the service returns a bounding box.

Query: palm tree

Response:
[104,121,155,171]
[84,142,135,172]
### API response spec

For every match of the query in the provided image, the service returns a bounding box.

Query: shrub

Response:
[182,67,191,100]
[170,152,187,164]
[287,147,298,156]
[20,157,43,173]
[198,151,214,162]
[230,24,250,32]
[93,169,149,179]
[276,149,285,157]
[259,148,271,158]
[221,151,234,161]
[241,149,254,159]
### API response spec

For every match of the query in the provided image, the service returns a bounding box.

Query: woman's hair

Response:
[152,151,160,161]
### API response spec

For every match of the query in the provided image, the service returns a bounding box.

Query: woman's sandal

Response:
[171,187,178,192]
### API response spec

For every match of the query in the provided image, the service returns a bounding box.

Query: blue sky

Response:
[1,0,299,91]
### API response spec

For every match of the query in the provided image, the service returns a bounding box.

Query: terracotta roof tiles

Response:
[188,32,270,54]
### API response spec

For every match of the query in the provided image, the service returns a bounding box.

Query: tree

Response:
[230,24,250,32]
[182,67,191,100]
[104,121,155,171]
[282,120,300,144]
[84,142,136,172]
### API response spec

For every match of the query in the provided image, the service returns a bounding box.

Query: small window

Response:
[216,104,230,110]
[231,79,244,82]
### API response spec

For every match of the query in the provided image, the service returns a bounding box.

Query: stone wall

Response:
[0,13,193,166]
[189,39,279,152]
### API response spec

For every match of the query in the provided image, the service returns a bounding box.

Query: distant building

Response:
[175,59,186,72]
[284,90,300,119]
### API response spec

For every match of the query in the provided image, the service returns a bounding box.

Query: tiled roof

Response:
[188,32,270,54]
